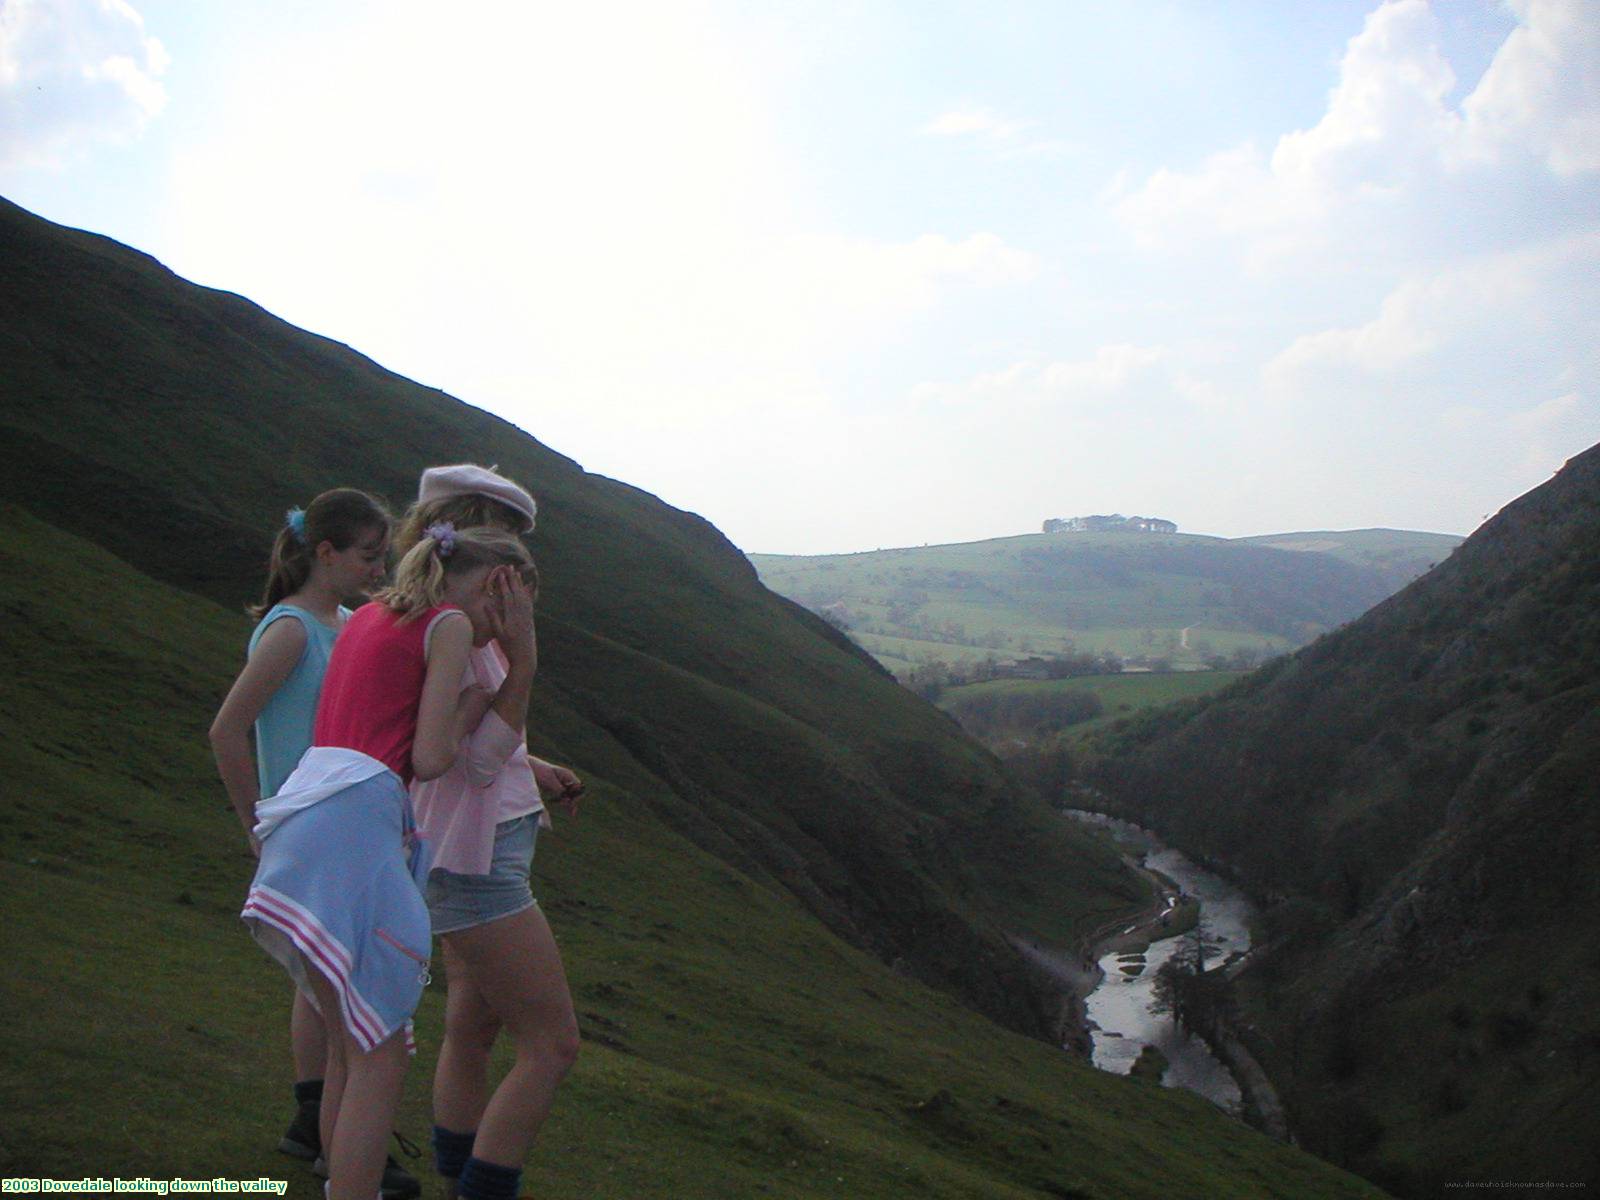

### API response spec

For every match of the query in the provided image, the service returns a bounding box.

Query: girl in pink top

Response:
[241,523,536,1200]
[396,465,583,1200]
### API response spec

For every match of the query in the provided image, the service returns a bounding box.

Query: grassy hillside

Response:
[1084,445,1600,1193]
[0,196,1384,1194]
[750,527,1458,675]
[0,506,1383,1198]
[0,192,1119,1031]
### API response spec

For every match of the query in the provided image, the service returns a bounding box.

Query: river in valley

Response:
[1065,811,1259,1116]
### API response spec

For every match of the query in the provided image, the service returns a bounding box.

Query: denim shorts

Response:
[425,814,539,935]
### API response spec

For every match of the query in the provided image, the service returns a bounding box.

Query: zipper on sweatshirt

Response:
[376,927,432,986]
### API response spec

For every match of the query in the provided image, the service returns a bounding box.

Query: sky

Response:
[2,0,1597,554]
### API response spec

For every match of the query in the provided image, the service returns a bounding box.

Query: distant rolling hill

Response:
[1238,528,1465,592]
[750,527,1462,674]
[1086,443,1600,1195]
[0,196,1384,1197]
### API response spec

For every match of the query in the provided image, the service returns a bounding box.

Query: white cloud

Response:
[0,0,169,168]
[1434,390,1599,508]
[1112,143,1284,248]
[1506,391,1592,472]
[913,343,1170,413]
[730,231,1039,361]
[155,1,1043,477]
[1266,272,1461,378]
[1266,232,1600,384]
[1110,0,1599,267]
[924,106,1029,141]
[1464,0,1600,174]
[1253,229,1599,534]
[923,104,1068,160]
[1039,344,1167,394]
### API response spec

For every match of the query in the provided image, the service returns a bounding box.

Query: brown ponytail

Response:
[250,488,392,620]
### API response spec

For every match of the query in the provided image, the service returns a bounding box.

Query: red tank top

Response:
[315,601,464,782]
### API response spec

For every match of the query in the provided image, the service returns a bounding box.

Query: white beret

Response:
[418,464,537,532]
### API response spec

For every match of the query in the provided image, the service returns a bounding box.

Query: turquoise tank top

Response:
[248,604,347,798]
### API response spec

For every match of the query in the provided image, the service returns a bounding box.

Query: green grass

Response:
[944,671,1249,713]
[0,507,1383,1198]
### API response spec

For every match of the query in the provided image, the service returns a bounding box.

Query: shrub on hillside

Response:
[945,689,1104,739]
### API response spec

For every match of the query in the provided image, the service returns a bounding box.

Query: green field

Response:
[753,528,1459,675]
[946,671,1249,720]
[939,671,1249,745]
[853,629,1009,672]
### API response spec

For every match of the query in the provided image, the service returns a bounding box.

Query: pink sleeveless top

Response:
[315,602,463,782]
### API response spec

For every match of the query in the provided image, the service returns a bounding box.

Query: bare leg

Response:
[302,957,409,1199]
[434,905,579,1167]
[303,966,347,1163]
[291,987,329,1083]
[327,1031,408,1198]
[433,939,502,1133]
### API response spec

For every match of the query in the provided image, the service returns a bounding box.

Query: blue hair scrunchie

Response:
[285,507,307,544]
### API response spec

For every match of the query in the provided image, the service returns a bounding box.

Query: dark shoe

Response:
[381,1156,422,1200]
[310,1151,421,1200]
[278,1099,321,1161]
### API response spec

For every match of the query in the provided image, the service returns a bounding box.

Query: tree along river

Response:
[1066,811,1258,1115]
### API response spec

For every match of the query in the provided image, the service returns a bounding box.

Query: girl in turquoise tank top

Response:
[209,489,410,1192]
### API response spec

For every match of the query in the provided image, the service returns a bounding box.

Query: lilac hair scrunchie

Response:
[285,507,307,544]
[424,521,458,558]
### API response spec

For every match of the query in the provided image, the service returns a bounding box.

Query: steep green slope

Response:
[0,193,1127,1035]
[750,527,1456,674]
[0,505,1383,1197]
[1087,446,1600,1193]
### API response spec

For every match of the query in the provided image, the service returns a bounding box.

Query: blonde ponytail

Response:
[394,493,527,558]
[377,525,535,622]
[379,537,450,619]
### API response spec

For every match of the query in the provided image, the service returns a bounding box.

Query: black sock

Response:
[293,1078,324,1107]
[457,1157,521,1200]
[432,1126,476,1181]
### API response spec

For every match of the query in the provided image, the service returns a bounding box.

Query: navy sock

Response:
[432,1126,476,1181]
[293,1078,324,1106]
[457,1157,522,1200]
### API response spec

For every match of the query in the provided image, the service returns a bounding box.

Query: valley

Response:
[1078,443,1600,1194]
[0,196,1385,1198]
[7,189,1591,1198]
